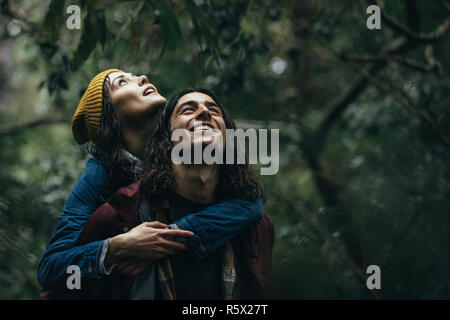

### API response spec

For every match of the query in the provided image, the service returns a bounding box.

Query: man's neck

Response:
[172,164,219,204]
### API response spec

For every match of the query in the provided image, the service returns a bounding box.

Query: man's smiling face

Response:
[170,92,226,146]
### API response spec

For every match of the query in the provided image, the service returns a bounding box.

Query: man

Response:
[76,88,274,299]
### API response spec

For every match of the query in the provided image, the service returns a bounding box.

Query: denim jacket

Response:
[37,158,263,289]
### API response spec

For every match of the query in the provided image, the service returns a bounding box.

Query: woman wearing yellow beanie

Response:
[37,69,264,297]
[71,69,167,195]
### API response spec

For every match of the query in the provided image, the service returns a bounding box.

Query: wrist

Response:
[105,235,125,266]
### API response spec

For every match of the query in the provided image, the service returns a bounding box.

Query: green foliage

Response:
[43,0,65,45]
[72,6,100,71]
[153,0,181,51]
[0,0,449,299]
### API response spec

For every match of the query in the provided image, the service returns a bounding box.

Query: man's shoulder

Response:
[78,182,142,245]
[234,211,274,251]
[83,181,142,220]
[252,211,275,248]
[107,181,141,203]
[260,211,274,234]
[107,181,142,217]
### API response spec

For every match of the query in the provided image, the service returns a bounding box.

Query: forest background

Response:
[0,0,449,299]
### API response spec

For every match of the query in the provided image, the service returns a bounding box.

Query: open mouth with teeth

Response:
[143,86,156,96]
[189,124,216,132]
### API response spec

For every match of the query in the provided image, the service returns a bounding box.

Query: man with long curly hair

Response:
[76,88,274,300]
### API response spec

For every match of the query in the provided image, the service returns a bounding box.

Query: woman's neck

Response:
[172,164,219,204]
[120,120,155,159]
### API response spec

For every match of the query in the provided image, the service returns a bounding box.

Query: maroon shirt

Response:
[75,182,274,299]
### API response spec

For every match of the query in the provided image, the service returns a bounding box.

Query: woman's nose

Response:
[137,75,149,86]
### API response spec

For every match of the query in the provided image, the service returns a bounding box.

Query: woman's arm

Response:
[38,158,263,288]
[37,158,108,289]
[171,198,264,258]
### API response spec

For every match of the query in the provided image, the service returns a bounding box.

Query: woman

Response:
[37,69,264,293]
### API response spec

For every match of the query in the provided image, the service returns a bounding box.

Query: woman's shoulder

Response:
[80,157,108,185]
[68,158,108,200]
[85,157,106,175]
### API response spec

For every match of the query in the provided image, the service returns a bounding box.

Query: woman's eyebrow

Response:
[111,73,135,88]
[111,75,125,87]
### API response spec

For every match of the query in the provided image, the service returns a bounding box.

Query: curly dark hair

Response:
[87,76,138,199]
[140,88,263,202]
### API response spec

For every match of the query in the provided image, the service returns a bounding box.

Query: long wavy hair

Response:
[140,88,262,202]
[87,76,138,199]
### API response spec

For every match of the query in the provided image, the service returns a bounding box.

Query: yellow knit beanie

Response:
[72,68,123,145]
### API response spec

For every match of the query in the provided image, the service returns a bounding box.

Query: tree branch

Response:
[115,0,145,40]
[344,61,450,148]
[0,1,36,33]
[313,34,414,139]
[405,0,420,32]
[341,52,443,76]
[0,118,66,136]
[373,0,450,44]
[440,1,450,15]
[267,192,381,299]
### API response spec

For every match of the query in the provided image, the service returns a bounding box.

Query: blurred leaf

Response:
[71,8,99,71]
[112,37,134,64]
[98,12,108,50]
[185,0,221,64]
[43,0,65,45]
[131,20,141,56]
[153,0,181,51]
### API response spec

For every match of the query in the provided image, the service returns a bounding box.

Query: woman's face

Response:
[108,71,166,125]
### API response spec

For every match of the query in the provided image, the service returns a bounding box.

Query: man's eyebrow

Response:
[205,101,219,107]
[177,100,198,112]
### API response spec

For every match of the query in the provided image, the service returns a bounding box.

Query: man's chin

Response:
[191,139,214,148]
[191,134,222,146]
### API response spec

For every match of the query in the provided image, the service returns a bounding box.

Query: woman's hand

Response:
[105,221,194,266]
[115,258,155,277]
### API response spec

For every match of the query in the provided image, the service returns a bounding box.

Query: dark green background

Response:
[0,0,449,299]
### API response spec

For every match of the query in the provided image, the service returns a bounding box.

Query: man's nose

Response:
[137,75,149,86]
[195,104,212,121]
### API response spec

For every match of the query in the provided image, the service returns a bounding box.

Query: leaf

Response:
[37,80,46,90]
[71,9,99,71]
[98,12,108,50]
[113,37,134,64]
[131,20,141,56]
[185,0,221,64]
[43,0,65,45]
[154,0,181,51]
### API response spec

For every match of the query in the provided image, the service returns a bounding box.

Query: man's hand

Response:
[105,221,194,266]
